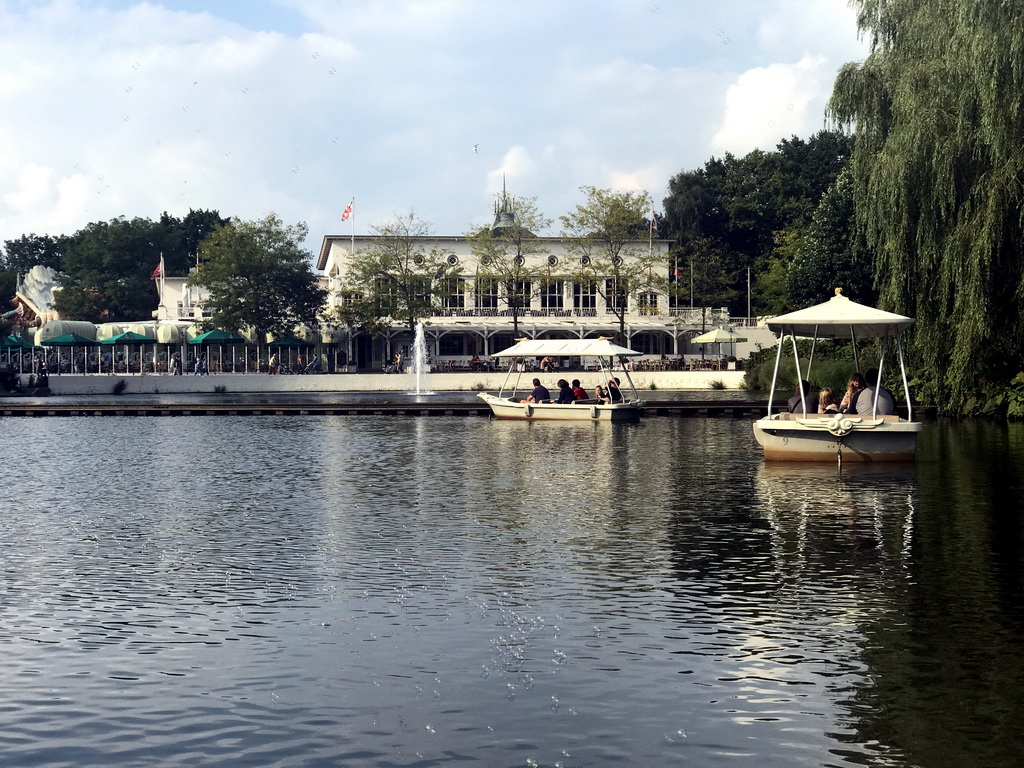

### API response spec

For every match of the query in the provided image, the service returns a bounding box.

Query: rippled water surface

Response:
[1,416,1022,767]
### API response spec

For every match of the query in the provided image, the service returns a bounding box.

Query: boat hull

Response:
[477,393,642,422]
[753,413,923,462]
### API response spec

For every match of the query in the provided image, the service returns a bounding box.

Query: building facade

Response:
[317,202,736,371]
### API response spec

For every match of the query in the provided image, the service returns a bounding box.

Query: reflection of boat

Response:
[477,338,644,421]
[753,289,925,462]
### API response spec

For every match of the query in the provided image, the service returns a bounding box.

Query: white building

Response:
[317,198,738,371]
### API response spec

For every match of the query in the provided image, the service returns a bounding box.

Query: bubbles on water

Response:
[332,137,340,143]
[723,37,731,44]
[480,665,490,678]
[329,67,337,75]
[312,52,320,59]
[241,87,250,95]
[550,695,559,711]
[651,5,659,11]
[125,86,133,94]
[425,724,435,733]
[665,728,688,743]
[292,167,300,174]
[526,759,538,768]
[132,61,141,70]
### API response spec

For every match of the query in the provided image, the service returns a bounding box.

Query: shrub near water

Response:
[742,339,885,394]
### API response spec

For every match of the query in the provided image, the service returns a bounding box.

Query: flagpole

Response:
[350,197,355,255]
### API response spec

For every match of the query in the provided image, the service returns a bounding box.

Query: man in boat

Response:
[856,368,895,416]
[521,378,550,403]
[787,380,817,414]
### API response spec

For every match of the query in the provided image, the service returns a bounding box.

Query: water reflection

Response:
[0,416,1022,767]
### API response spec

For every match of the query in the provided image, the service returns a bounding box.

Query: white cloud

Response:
[711,54,829,155]
[0,0,866,252]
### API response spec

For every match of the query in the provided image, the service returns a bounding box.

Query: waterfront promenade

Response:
[36,368,748,396]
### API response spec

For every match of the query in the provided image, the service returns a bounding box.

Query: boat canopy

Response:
[767,289,914,339]
[492,338,641,358]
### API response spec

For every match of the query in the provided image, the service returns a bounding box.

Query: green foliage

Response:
[829,1,1024,410]
[963,373,1024,419]
[787,168,875,308]
[561,186,659,342]
[190,213,326,340]
[46,210,226,323]
[340,211,447,336]
[1,233,68,273]
[741,337,891,395]
[663,131,854,317]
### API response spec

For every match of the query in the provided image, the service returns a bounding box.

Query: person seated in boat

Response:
[787,380,817,414]
[818,387,840,414]
[571,379,588,401]
[593,384,609,403]
[522,378,551,403]
[554,379,575,404]
[856,367,896,416]
[839,372,868,413]
[607,378,624,403]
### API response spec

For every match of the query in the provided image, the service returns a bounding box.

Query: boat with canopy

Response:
[752,289,924,462]
[477,338,644,421]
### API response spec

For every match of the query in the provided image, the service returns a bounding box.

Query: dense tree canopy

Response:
[40,209,227,323]
[829,0,1024,409]
[662,131,855,316]
[787,168,875,308]
[190,214,326,340]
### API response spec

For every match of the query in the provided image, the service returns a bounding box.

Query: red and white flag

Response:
[151,259,162,279]
[341,200,354,222]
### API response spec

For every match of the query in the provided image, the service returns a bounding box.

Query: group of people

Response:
[788,368,896,416]
[521,377,625,405]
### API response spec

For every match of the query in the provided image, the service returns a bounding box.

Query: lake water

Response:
[1,414,1022,767]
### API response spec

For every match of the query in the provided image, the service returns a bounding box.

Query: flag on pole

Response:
[649,209,658,230]
[151,255,164,280]
[341,200,354,222]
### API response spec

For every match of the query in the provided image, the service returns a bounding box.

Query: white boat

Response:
[477,338,645,421]
[752,289,925,462]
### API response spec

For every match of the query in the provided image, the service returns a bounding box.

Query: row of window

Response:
[342,279,662,312]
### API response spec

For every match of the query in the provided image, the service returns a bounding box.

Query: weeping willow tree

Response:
[829,1,1024,409]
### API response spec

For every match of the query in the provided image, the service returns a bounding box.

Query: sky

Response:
[0,0,868,258]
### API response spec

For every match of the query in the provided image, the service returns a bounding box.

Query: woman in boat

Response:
[554,379,575,404]
[593,384,609,403]
[819,388,840,413]
[607,378,623,403]
[839,372,867,413]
